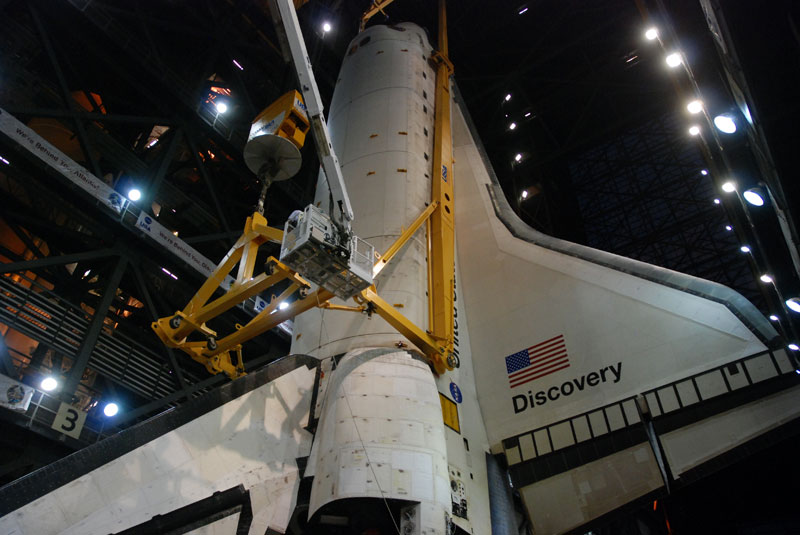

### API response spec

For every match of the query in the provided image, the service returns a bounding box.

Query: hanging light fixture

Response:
[743,187,765,206]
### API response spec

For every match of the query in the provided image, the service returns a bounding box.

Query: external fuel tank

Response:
[291,23,435,358]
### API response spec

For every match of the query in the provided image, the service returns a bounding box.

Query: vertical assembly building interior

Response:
[1,1,799,534]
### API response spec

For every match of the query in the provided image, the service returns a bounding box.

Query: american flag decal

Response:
[505,334,570,388]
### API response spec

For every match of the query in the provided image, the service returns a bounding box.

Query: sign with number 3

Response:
[51,402,87,440]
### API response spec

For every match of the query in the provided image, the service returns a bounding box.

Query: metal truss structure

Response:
[0,0,327,461]
[568,112,761,307]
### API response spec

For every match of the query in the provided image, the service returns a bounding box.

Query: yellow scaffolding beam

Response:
[427,0,456,366]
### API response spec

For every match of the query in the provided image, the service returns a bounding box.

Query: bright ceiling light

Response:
[505,93,512,101]
[713,198,721,205]
[789,343,800,351]
[518,7,528,14]
[215,102,228,114]
[743,188,765,206]
[521,190,528,199]
[713,114,737,134]
[786,297,800,313]
[760,274,773,283]
[279,301,289,310]
[40,377,58,392]
[104,402,119,417]
[689,125,700,136]
[514,153,522,162]
[524,111,532,117]
[322,21,332,32]
[127,188,142,201]
[665,52,682,68]
[740,245,751,253]
[701,169,708,176]
[721,181,736,193]
[687,100,703,114]
[725,225,733,231]
[769,315,779,322]
[509,122,517,130]
[645,27,659,41]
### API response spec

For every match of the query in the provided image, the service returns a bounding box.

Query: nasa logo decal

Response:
[449,382,462,403]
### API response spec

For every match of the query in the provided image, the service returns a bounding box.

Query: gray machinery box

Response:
[280,204,374,299]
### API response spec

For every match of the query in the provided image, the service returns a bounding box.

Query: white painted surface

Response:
[185,512,240,535]
[661,383,800,476]
[307,348,449,534]
[433,249,492,534]
[450,100,767,449]
[1,366,315,535]
[519,443,663,534]
[292,22,435,359]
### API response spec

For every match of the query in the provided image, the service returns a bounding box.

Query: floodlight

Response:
[645,27,658,40]
[689,125,700,136]
[127,188,142,201]
[665,52,682,68]
[104,402,119,417]
[743,188,765,206]
[714,114,737,134]
[687,100,703,114]
[786,297,800,313]
[40,377,58,392]
[215,102,228,114]
[721,181,736,193]
[322,22,332,33]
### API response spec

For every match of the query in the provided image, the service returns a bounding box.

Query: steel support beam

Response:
[0,248,118,274]
[147,127,183,206]
[186,133,231,232]
[0,337,16,377]
[28,5,103,179]
[62,253,128,399]
[183,231,241,245]
[1,107,173,125]
[130,263,188,393]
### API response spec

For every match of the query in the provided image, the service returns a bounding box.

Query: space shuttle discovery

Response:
[3,8,800,535]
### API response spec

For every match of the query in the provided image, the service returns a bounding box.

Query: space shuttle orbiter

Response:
[2,12,798,535]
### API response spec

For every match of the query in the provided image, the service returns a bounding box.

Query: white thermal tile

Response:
[412,470,434,502]
[0,513,23,535]
[90,460,139,504]
[123,446,162,484]
[53,474,105,525]
[16,494,68,535]
[146,431,193,472]
[110,487,149,518]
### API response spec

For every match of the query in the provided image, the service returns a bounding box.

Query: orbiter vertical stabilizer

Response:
[451,83,799,533]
